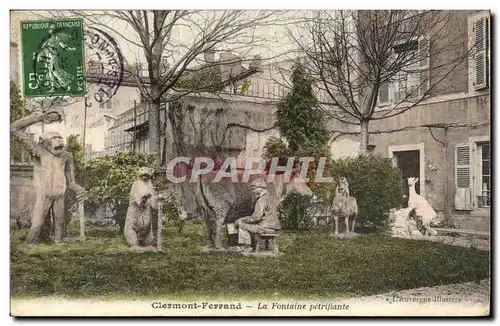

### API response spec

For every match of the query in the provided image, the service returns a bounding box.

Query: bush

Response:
[330,155,403,228]
[278,193,314,231]
[163,195,185,234]
[264,137,332,231]
[83,152,156,216]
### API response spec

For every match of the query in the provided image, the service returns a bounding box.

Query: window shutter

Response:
[418,36,430,68]
[394,73,405,103]
[454,143,473,210]
[418,36,430,97]
[474,17,489,90]
[378,81,390,105]
[419,71,429,97]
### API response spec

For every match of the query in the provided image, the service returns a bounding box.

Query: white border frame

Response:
[388,143,426,197]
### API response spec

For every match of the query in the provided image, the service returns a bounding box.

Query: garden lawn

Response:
[10,221,490,300]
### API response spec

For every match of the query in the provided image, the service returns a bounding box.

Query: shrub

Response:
[163,195,185,234]
[262,63,333,231]
[264,137,333,231]
[330,155,403,228]
[275,62,329,153]
[278,193,314,231]
[82,152,156,217]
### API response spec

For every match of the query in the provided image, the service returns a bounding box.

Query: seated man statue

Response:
[233,178,279,252]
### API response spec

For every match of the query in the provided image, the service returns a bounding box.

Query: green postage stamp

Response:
[21,18,86,97]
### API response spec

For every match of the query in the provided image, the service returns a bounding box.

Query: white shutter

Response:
[418,36,430,97]
[378,81,390,105]
[474,17,489,90]
[454,143,473,210]
[418,36,430,68]
[394,72,405,103]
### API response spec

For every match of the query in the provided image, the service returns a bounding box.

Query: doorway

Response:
[393,150,420,207]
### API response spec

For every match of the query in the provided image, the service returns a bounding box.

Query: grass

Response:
[10,221,490,300]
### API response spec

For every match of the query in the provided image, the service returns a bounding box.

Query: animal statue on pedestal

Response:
[10,109,86,247]
[124,167,165,251]
[330,177,358,235]
[407,177,437,236]
[196,171,313,249]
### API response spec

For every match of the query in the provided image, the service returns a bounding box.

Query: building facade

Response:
[335,10,491,230]
[240,10,491,230]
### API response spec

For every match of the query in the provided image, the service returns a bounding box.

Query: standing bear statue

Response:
[124,167,166,251]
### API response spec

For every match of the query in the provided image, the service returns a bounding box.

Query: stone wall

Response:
[10,165,34,227]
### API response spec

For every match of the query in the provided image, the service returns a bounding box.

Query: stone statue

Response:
[233,178,279,252]
[330,177,358,235]
[389,177,438,237]
[389,208,419,236]
[407,177,438,236]
[11,179,79,238]
[337,176,350,198]
[10,109,86,246]
[196,172,313,249]
[124,167,165,251]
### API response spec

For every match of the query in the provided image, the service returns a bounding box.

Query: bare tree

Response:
[50,10,282,168]
[288,10,471,154]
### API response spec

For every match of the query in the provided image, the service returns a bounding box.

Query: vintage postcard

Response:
[9,8,491,317]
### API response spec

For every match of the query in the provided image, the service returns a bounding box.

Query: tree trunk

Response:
[149,98,162,169]
[359,119,369,156]
[148,21,165,170]
[149,73,162,169]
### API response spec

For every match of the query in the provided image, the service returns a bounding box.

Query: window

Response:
[454,140,490,211]
[98,89,113,110]
[473,15,490,90]
[378,36,430,106]
[478,142,490,207]
[378,81,391,105]
[139,68,149,78]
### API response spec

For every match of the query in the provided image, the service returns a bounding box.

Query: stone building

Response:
[330,10,491,230]
[379,10,490,230]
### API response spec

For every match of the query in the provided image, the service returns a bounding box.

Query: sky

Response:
[30,10,306,69]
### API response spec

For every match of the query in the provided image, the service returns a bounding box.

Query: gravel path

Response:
[391,234,490,251]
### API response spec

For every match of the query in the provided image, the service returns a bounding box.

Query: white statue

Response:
[407,177,438,236]
[330,177,358,235]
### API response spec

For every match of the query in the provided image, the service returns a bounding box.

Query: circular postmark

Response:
[32,22,124,105]
[83,26,125,105]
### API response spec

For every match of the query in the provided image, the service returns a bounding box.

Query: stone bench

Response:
[254,233,278,253]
